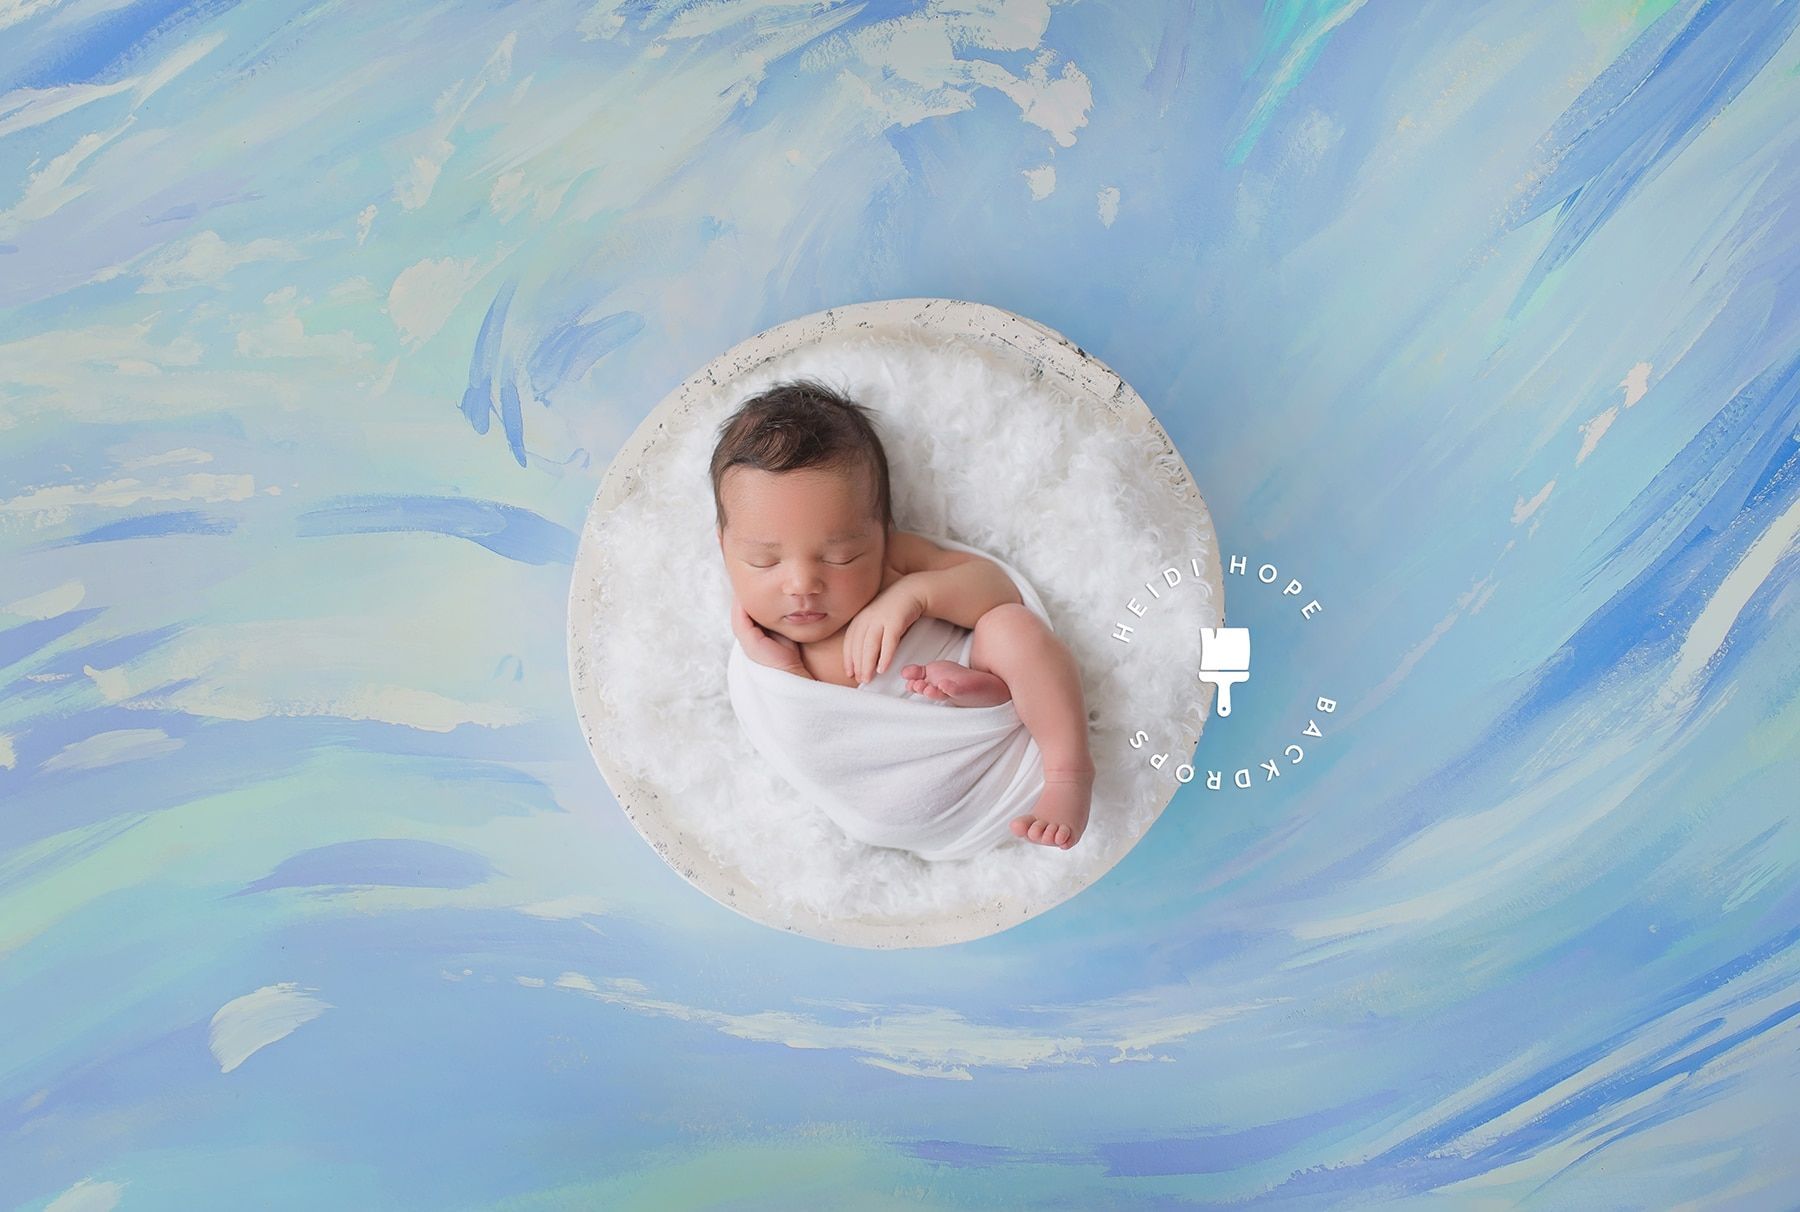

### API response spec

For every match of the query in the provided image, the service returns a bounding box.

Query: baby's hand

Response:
[843,581,926,685]
[730,598,809,677]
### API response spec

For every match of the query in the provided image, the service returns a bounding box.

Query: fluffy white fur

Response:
[583,326,1216,924]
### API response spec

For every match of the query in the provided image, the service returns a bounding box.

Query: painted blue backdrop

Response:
[4,1,1799,1207]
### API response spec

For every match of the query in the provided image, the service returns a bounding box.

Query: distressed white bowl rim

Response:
[567,297,1222,949]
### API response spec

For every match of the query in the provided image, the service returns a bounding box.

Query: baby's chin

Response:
[772,613,846,642]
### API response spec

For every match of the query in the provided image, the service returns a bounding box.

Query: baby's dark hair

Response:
[709,377,894,535]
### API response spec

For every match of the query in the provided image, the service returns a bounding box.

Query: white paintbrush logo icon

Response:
[1198,626,1251,717]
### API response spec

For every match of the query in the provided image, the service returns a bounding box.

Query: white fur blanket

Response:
[726,535,1052,862]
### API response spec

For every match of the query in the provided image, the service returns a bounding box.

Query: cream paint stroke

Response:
[4,579,85,618]
[0,473,255,524]
[138,230,305,293]
[803,4,1093,146]
[543,970,1281,1078]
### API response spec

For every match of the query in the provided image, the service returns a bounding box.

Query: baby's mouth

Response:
[785,609,826,623]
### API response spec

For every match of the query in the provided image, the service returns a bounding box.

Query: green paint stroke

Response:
[1574,0,1684,40]
[1227,0,1370,168]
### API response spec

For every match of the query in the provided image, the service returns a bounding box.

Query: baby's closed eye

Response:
[747,556,861,569]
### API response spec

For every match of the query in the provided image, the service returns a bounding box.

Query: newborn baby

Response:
[711,377,1095,851]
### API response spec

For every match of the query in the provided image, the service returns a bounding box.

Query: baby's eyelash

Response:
[748,556,860,569]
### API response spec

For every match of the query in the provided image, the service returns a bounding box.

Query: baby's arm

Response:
[888,532,1023,630]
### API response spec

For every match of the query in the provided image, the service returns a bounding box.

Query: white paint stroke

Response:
[44,1178,125,1212]
[1097,184,1120,226]
[1512,479,1554,524]
[1659,488,1800,709]
[41,727,183,774]
[208,982,333,1074]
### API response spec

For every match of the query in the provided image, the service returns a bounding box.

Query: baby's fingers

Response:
[729,601,763,649]
[860,629,880,684]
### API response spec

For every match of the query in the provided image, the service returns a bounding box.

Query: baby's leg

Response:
[968,603,1095,849]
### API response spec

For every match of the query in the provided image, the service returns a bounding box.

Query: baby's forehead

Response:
[723,461,866,486]
[721,495,880,544]
[724,506,878,536]
[720,464,874,506]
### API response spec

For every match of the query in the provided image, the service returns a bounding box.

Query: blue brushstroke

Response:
[498,370,526,466]
[1097,1091,1399,1176]
[1,0,239,92]
[143,191,265,225]
[296,495,576,564]
[1271,926,1800,1195]
[1507,0,1800,316]
[45,625,187,679]
[526,309,644,396]
[904,1141,1036,1167]
[1586,352,1800,578]
[236,838,495,894]
[460,280,516,439]
[1143,3,1194,119]
[1507,354,1800,724]
[0,609,105,671]
[61,511,237,545]
[1267,976,1795,1201]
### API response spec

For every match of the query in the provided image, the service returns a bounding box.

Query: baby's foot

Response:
[1011,767,1094,850]
[900,660,1012,707]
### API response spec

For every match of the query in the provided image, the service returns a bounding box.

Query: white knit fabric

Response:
[727,535,1052,862]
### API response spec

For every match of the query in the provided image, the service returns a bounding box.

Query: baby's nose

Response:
[783,567,826,593]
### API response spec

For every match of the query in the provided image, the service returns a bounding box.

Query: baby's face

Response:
[717,465,888,644]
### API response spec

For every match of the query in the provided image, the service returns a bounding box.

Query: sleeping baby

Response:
[711,377,1095,858]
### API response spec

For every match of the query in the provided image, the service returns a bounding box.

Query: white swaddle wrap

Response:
[727,535,1051,862]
